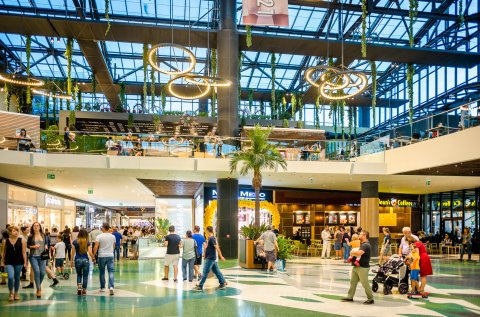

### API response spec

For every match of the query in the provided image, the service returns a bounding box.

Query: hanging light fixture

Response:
[166,75,211,100]
[184,75,231,87]
[148,43,197,76]
[32,88,72,100]
[0,73,44,87]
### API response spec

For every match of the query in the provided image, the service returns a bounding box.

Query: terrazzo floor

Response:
[0,256,479,317]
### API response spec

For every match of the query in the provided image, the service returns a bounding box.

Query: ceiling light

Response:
[0,73,44,87]
[148,44,196,76]
[167,75,211,100]
[32,88,72,100]
[184,75,232,87]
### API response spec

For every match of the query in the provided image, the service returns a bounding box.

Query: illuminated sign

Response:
[204,188,273,203]
[211,189,266,201]
[45,194,62,207]
[379,198,418,208]
[242,0,289,27]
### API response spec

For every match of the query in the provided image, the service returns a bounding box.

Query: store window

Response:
[431,194,441,235]
[465,190,476,233]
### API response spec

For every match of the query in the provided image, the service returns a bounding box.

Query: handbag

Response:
[40,250,50,261]
[194,241,200,259]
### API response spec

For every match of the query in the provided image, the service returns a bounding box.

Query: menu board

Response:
[327,212,357,226]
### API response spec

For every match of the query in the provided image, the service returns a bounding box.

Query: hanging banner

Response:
[243,0,289,26]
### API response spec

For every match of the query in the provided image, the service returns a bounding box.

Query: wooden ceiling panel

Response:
[399,159,480,177]
[138,179,203,198]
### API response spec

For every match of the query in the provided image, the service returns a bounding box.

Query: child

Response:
[54,235,66,276]
[255,240,267,270]
[406,237,420,294]
[347,234,361,266]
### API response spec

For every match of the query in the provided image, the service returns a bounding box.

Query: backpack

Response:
[63,233,71,247]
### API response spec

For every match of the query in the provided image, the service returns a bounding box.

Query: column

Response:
[0,183,8,230]
[216,178,239,259]
[217,0,239,137]
[361,181,379,257]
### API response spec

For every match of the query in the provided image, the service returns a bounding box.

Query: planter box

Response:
[238,239,263,269]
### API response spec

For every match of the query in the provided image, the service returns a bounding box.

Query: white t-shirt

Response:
[55,241,66,259]
[95,232,116,258]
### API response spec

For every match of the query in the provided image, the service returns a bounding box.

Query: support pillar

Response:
[361,181,379,257]
[216,178,239,259]
[0,183,8,231]
[217,0,239,137]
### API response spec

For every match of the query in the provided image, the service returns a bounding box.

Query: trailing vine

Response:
[150,69,155,112]
[211,48,217,117]
[76,88,82,111]
[238,52,243,105]
[281,94,286,117]
[105,0,111,36]
[153,114,160,131]
[246,25,252,48]
[291,93,297,119]
[4,83,11,112]
[353,106,357,137]
[73,83,80,111]
[407,64,414,125]
[119,82,126,108]
[348,106,353,139]
[65,38,73,109]
[260,100,265,116]
[298,94,304,121]
[128,113,134,129]
[45,96,49,128]
[408,0,419,47]
[315,95,320,128]
[370,60,377,126]
[26,35,31,107]
[361,0,368,58]
[161,86,166,113]
[271,53,276,120]
[248,89,254,113]
[91,72,98,110]
[339,100,345,139]
[53,95,57,123]
[69,110,76,129]
[459,0,464,26]
[143,43,148,113]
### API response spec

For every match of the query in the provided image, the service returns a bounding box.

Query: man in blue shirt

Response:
[112,228,123,262]
[191,225,206,281]
[193,226,226,291]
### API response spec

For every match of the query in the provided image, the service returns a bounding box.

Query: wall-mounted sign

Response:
[47,173,55,180]
[26,207,38,215]
[205,188,273,203]
[45,194,62,207]
[379,198,418,208]
[242,0,289,26]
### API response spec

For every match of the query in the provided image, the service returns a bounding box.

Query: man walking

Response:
[191,226,206,281]
[321,226,331,259]
[111,228,122,262]
[162,225,182,282]
[93,223,116,295]
[193,226,227,291]
[256,225,278,272]
[341,230,374,305]
[398,227,419,257]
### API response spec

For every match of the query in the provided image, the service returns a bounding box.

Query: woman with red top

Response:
[414,241,433,294]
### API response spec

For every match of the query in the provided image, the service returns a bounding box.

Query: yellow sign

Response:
[379,198,417,208]
[379,213,397,227]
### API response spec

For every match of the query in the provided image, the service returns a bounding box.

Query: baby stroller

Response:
[371,254,409,295]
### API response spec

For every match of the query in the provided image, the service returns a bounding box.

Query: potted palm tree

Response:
[276,235,296,272]
[229,124,287,227]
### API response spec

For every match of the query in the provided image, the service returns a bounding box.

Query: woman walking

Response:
[1,225,27,301]
[181,230,196,282]
[27,222,48,298]
[379,227,392,265]
[342,227,352,263]
[71,228,94,295]
[460,228,472,261]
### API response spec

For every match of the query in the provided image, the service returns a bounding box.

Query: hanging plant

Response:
[119,82,126,108]
[69,110,76,129]
[53,96,57,123]
[298,94,304,121]
[142,43,148,112]
[4,83,11,112]
[161,86,167,113]
[65,38,73,110]
[76,89,82,111]
[153,114,160,131]
[370,60,377,126]
[408,0,419,47]
[260,100,265,116]
[459,0,464,26]
[105,0,111,36]
[361,0,368,58]
[339,100,345,139]
[407,64,415,125]
[332,104,338,139]
[45,96,49,128]
[315,95,320,128]
[238,52,243,105]
[248,89,254,113]
[353,106,357,137]
[281,94,286,117]
[271,53,276,119]
[73,83,80,111]
[25,35,31,107]
[291,93,297,118]
[211,48,217,117]
[348,106,353,139]
[246,25,253,48]
[128,113,134,128]
[150,69,155,112]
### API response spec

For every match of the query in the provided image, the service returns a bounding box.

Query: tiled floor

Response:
[1,256,479,317]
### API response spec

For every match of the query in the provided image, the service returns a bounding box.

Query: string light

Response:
[167,75,211,100]
[0,73,44,87]
[148,44,196,76]
[32,88,72,100]
[184,75,232,87]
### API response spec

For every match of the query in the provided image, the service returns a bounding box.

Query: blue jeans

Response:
[460,243,472,259]
[30,256,46,291]
[198,258,225,289]
[114,245,121,261]
[343,243,351,261]
[75,258,90,289]
[97,257,115,289]
[182,257,195,281]
[122,243,128,258]
[6,264,23,292]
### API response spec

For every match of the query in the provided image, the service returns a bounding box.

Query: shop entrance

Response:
[442,217,462,238]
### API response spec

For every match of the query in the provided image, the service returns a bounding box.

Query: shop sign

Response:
[210,189,269,201]
[242,0,289,26]
[437,200,463,208]
[379,198,418,208]
[45,194,62,207]
[26,207,37,215]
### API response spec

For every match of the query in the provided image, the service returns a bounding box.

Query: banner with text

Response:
[243,0,289,26]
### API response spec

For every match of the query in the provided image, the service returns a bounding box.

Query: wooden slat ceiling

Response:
[138,179,203,197]
[398,159,480,177]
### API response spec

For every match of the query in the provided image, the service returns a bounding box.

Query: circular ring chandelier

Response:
[148,44,196,76]
[184,75,232,88]
[167,75,211,100]
[0,73,44,87]
[304,66,368,101]
[32,89,72,100]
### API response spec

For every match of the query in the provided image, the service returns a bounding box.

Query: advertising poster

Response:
[243,0,289,26]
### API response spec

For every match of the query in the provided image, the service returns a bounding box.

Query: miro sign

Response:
[379,198,418,208]
[205,188,273,203]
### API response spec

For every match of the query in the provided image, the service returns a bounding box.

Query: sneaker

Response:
[109,288,114,296]
[363,299,374,305]
[341,298,353,302]
[192,286,203,292]
[23,283,34,289]
[216,284,227,290]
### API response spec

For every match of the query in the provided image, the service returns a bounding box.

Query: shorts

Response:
[410,269,420,281]
[265,250,276,263]
[382,245,391,256]
[164,254,180,266]
[194,256,202,266]
[55,258,65,268]
[334,242,342,251]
